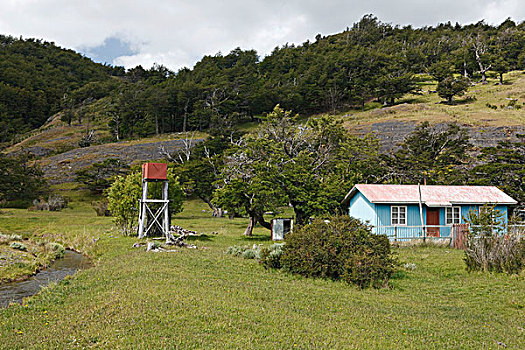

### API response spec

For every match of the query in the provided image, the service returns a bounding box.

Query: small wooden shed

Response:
[271,218,293,241]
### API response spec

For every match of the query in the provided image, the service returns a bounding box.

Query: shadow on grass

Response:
[237,234,272,242]
[174,215,214,220]
[186,234,214,242]
[439,97,476,106]
[398,97,427,104]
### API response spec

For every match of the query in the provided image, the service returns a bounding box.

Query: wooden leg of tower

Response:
[138,180,148,238]
[163,181,169,241]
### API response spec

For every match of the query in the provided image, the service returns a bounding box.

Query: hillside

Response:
[342,71,525,150]
[2,16,525,186]
[2,16,524,147]
[4,69,523,184]
[0,35,118,144]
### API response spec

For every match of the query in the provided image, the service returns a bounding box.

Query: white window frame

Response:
[446,206,461,225]
[391,206,407,226]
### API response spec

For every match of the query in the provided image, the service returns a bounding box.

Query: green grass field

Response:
[1,198,524,349]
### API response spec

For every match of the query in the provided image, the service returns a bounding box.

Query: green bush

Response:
[10,241,27,251]
[226,245,262,259]
[92,200,111,216]
[259,243,285,269]
[226,245,248,257]
[46,242,66,259]
[463,205,525,274]
[242,249,257,259]
[280,216,396,288]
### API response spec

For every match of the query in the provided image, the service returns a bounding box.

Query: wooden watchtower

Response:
[137,163,170,240]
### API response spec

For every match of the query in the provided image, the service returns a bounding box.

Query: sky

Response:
[0,0,523,71]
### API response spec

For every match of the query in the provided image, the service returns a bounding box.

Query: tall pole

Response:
[163,181,170,242]
[418,183,425,239]
[138,180,148,238]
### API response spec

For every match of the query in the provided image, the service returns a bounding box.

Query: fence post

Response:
[394,226,397,242]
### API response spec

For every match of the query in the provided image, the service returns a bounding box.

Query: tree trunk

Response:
[292,205,308,227]
[213,208,223,218]
[244,216,255,236]
[499,73,503,85]
[390,97,395,106]
[481,71,487,84]
[448,96,453,104]
[204,198,222,218]
[155,114,159,135]
[256,215,272,230]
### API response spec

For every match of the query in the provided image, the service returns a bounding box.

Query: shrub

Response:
[46,242,66,259]
[259,243,285,269]
[32,195,69,211]
[0,233,22,244]
[92,200,111,216]
[464,205,525,274]
[47,194,69,211]
[226,245,261,259]
[280,215,396,288]
[10,241,27,251]
[226,245,248,257]
[242,249,257,259]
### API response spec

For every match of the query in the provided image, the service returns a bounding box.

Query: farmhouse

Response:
[342,184,517,240]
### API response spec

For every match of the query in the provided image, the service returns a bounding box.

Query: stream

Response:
[0,250,91,307]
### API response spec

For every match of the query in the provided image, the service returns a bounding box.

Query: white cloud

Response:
[0,0,522,70]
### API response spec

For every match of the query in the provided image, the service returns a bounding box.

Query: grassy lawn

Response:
[1,199,524,349]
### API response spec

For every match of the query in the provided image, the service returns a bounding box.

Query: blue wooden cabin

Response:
[342,185,517,240]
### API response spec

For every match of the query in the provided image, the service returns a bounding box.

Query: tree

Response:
[0,153,48,207]
[472,34,492,84]
[107,169,184,235]
[392,122,471,184]
[470,138,525,211]
[213,137,287,236]
[428,61,454,82]
[75,158,128,194]
[492,57,509,84]
[214,105,380,232]
[437,76,470,103]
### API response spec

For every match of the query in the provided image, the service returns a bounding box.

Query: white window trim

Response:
[391,206,407,226]
[445,206,461,225]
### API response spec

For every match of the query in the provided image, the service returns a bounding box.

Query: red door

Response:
[426,208,440,237]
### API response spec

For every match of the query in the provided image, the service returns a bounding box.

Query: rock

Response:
[146,242,156,252]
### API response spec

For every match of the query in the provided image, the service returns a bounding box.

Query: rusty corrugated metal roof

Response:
[343,184,517,206]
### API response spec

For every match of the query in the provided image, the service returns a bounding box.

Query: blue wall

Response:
[349,192,376,225]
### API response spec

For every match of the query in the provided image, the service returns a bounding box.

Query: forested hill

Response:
[1,16,525,145]
[0,35,119,143]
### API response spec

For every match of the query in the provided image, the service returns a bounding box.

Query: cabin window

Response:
[446,206,461,224]
[391,206,406,225]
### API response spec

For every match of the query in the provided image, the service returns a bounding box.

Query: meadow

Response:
[0,197,524,349]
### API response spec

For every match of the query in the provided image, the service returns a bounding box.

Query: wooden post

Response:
[418,183,425,239]
[138,180,148,238]
[394,226,397,242]
[163,181,170,242]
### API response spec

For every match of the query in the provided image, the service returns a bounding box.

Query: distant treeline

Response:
[1,16,524,142]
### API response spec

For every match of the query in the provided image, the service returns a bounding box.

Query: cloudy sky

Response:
[0,1,523,71]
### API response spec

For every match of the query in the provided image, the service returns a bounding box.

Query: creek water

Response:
[0,250,91,307]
